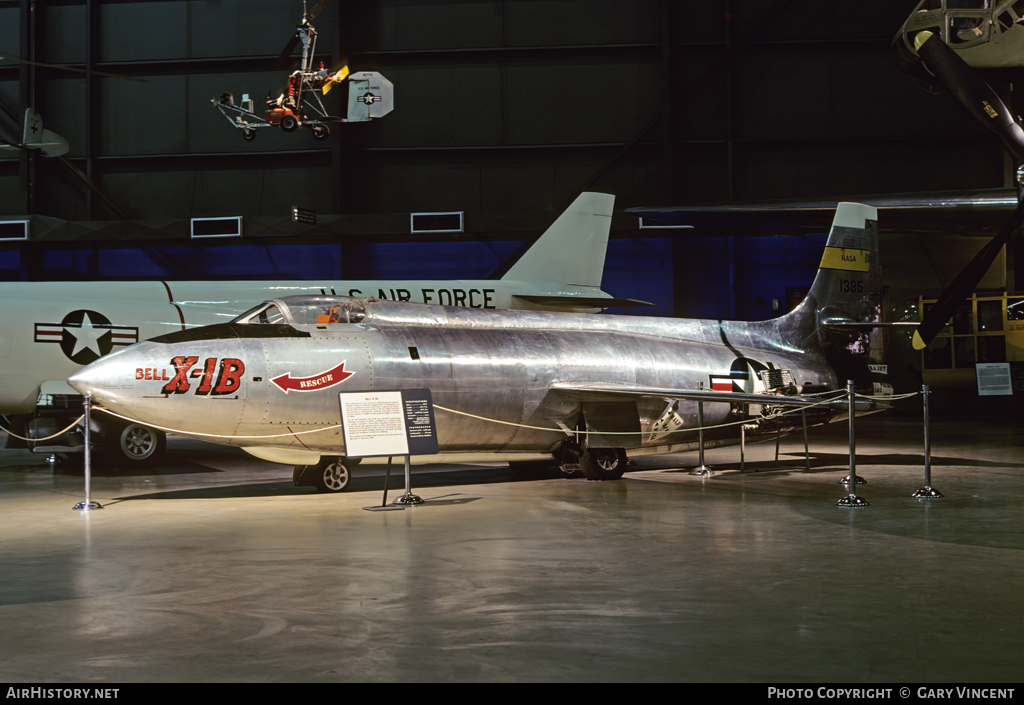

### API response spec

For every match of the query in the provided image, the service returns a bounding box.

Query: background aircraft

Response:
[1,192,645,465]
[68,203,890,493]
[892,1,1024,74]
[0,108,69,158]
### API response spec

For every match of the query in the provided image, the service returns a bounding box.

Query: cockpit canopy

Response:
[233,295,367,327]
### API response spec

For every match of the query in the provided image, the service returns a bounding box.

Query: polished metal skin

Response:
[70,204,887,478]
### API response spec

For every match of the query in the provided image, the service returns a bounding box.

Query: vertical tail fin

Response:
[501,192,615,286]
[782,202,881,348]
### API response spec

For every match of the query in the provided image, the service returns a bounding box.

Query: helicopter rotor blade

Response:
[305,0,336,22]
[0,54,148,83]
[277,0,338,66]
[914,30,1024,163]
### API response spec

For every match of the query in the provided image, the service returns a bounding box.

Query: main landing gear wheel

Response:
[311,123,329,141]
[580,447,627,481]
[243,129,256,141]
[112,423,166,465]
[280,114,298,133]
[310,457,352,493]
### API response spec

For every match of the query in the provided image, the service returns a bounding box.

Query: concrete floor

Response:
[1,413,1022,683]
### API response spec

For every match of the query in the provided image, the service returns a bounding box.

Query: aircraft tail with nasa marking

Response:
[778,201,885,388]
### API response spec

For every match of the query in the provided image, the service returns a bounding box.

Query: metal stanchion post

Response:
[837,380,868,508]
[801,408,810,472]
[740,423,745,472]
[913,384,944,499]
[73,394,102,512]
[839,381,866,486]
[691,382,712,476]
[393,454,423,505]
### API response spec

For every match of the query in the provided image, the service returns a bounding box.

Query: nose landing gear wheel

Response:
[113,423,167,464]
[311,123,330,141]
[243,129,256,141]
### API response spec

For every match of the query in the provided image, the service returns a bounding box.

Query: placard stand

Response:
[339,389,438,512]
[392,455,422,505]
[363,456,405,512]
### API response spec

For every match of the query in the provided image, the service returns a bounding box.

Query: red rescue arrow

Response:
[271,361,354,393]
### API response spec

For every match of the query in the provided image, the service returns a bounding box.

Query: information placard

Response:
[339,388,439,458]
[976,362,1013,396]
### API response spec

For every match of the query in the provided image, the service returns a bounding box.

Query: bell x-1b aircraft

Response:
[1,192,644,465]
[69,202,890,493]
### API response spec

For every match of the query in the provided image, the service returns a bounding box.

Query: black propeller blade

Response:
[912,199,1024,350]
[910,31,1024,350]
[914,31,1024,163]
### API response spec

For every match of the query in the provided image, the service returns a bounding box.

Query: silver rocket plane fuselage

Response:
[68,295,838,462]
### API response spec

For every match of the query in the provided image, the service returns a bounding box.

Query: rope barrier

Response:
[0,388,918,445]
[0,415,86,442]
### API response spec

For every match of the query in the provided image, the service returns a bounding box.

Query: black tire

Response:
[580,447,627,481]
[112,423,166,465]
[243,129,256,141]
[311,457,352,493]
[311,123,329,141]
[280,114,298,133]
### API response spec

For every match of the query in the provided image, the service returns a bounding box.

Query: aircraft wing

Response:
[626,188,1017,236]
[552,382,890,413]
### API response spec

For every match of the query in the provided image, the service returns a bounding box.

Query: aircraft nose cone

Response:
[68,339,250,441]
[68,351,128,405]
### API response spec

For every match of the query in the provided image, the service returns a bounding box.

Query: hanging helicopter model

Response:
[212,8,393,142]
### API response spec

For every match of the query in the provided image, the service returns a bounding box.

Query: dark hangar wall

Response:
[0,1,1003,320]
